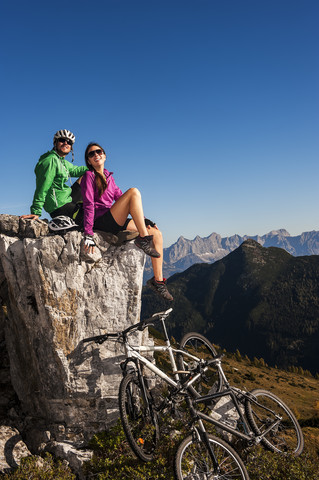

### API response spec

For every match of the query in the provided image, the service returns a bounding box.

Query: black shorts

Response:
[94,210,130,235]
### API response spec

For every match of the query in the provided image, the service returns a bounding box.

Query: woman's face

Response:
[87,145,106,169]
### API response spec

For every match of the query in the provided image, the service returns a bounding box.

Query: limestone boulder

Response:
[0,214,149,450]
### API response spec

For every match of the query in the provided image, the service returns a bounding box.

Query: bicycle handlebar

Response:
[82,333,118,344]
[82,307,173,344]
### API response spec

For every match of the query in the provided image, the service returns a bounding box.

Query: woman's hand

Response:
[83,235,96,254]
[20,214,40,221]
[147,223,158,232]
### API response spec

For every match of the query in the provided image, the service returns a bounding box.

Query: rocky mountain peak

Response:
[266,229,290,237]
[144,229,319,283]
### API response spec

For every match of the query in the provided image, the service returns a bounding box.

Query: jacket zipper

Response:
[52,188,58,207]
[60,157,71,184]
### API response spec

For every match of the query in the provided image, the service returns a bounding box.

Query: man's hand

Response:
[83,235,96,254]
[20,214,40,221]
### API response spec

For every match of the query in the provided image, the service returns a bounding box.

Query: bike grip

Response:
[82,334,108,343]
[82,336,96,343]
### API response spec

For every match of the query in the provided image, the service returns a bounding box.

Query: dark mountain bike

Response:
[173,351,303,478]
[175,352,304,477]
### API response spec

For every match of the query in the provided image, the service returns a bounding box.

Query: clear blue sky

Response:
[1,0,318,247]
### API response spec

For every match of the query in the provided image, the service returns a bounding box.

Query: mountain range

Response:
[144,229,319,282]
[142,239,319,374]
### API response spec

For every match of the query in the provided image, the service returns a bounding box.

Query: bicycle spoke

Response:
[119,373,159,461]
[175,433,249,479]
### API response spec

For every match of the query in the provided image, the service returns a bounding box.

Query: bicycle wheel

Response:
[177,332,223,398]
[119,373,160,462]
[175,432,250,480]
[245,388,304,456]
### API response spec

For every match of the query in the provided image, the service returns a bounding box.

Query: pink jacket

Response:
[81,169,123,236]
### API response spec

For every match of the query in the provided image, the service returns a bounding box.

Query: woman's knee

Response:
[127,187,141,198]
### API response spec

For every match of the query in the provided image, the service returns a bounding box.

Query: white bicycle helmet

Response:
[53,129,76,145]
[48,216,78,232]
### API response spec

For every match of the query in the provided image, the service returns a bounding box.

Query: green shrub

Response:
[84,420,176,479]
[245,447,319,480]
[84,421,319,480]
[0,452,75,480]
[3,422,318,480]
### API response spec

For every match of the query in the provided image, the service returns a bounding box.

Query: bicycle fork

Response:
[189,400,221,475]
[192,421,221,475]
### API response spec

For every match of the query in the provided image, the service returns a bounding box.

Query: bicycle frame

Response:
[119,314,228,468]
[121,315,213,393]
[188,358,282,446]
[83,308,214,396]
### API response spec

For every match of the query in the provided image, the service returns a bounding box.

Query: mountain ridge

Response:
[144,229,319,282]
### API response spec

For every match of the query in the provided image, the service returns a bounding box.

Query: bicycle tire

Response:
[245,388,304,456]
[175,432,250,480]
[119,373,160,462]
[177,332,223,398]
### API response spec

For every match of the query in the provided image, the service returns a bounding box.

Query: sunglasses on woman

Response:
[87,149,103,159]
[58,138,73,146]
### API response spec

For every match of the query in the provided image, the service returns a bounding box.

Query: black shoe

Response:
[134,235,160,258]
[146,277,173,301]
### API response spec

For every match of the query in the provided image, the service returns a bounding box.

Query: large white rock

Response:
[0,215,148,446]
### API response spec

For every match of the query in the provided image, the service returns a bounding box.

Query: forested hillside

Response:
[142,239,319,374]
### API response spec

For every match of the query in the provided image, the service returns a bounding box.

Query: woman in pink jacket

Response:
[81,142,173,301]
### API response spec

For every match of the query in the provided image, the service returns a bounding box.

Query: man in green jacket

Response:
[21,129,88,221]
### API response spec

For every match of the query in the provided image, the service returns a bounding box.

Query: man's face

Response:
[55,138,72,157]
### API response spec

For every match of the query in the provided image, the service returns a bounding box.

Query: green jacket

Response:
[30,149,88,216]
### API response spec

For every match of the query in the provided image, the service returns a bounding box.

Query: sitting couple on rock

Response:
[21,129,173,301]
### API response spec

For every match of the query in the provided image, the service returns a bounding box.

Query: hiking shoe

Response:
[146,277,173,301]
[134,235,160,258]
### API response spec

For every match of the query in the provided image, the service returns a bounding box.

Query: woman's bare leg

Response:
[126,220,163,281]
[148,226,163,281]
[126,219,172,300]
[110,188,148,237]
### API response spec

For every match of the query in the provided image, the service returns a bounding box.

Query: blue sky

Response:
[1,0,318,247]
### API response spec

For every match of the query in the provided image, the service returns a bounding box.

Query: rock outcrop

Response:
[0,214,148,475]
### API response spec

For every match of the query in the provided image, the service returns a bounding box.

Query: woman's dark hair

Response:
[84,142,108,197]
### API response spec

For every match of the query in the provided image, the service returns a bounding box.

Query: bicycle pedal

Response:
[174,370,189,374]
